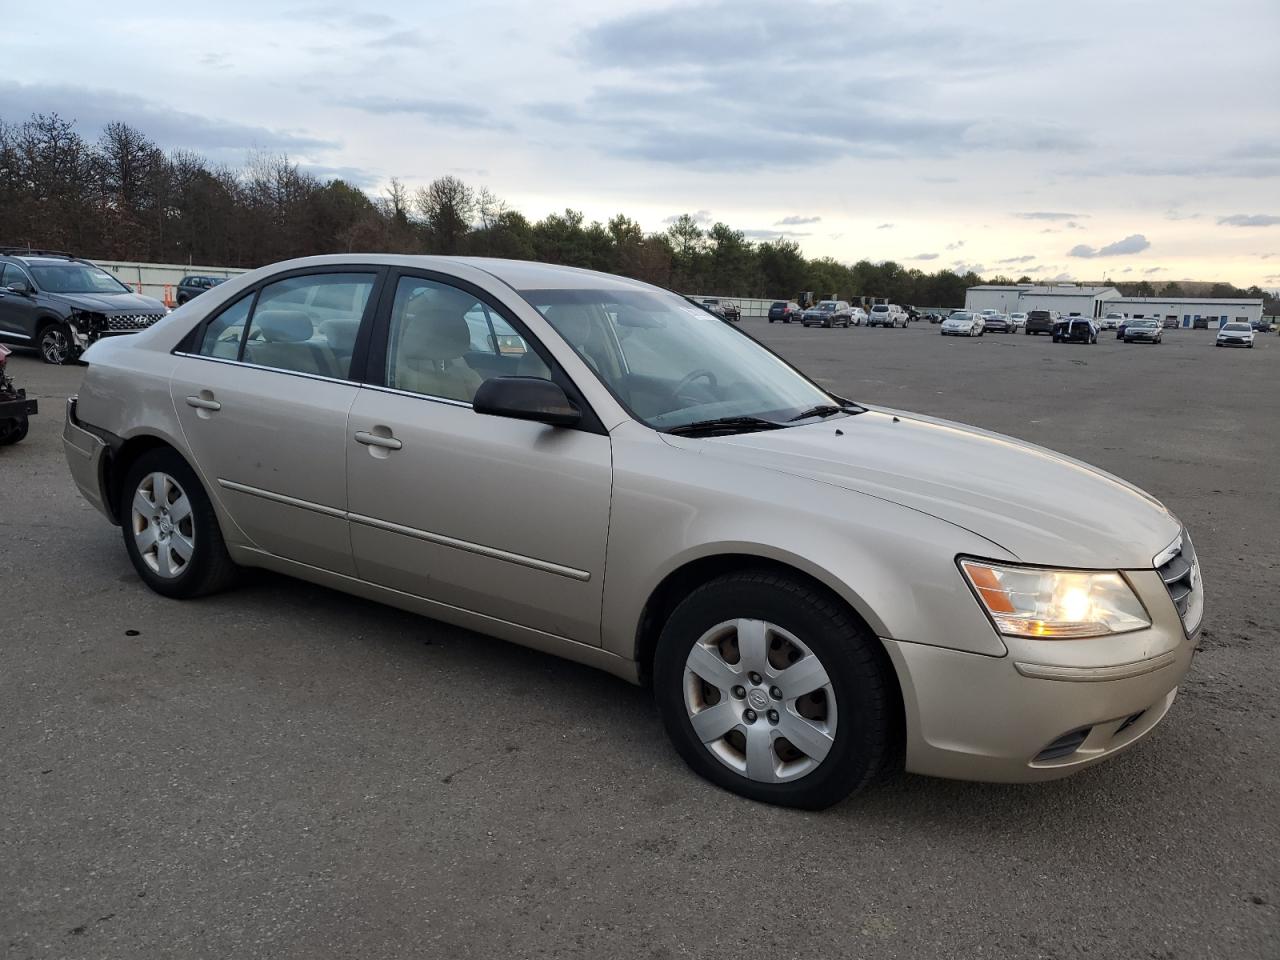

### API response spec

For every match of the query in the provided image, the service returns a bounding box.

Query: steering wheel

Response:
[674,368,718,397]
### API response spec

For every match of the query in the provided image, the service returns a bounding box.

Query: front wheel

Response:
[654,571,899,809]
[39,323,76,365]
[120,448,238,599]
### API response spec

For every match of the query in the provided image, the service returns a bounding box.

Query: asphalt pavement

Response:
[2,322,1277,959]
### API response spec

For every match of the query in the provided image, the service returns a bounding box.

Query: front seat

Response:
[393,305,484,403]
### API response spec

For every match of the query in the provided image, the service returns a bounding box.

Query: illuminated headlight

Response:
[959,559,1151,639]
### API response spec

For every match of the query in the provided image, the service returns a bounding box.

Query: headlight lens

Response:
[960,559,1150,639]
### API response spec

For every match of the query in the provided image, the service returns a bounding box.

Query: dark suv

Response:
[176,275,227,305]
[1024,309,1057,335]
[0,249,168,364]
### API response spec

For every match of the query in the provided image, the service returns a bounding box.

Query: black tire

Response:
[654,570,900,809]
[38,322,76,365]
[0,415,28,445]
[119,447,237,599]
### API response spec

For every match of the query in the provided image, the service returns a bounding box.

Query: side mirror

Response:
[6,280,32,296]
[473,377,581,427]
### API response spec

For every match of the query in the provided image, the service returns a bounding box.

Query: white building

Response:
[1106,297,1263,329]
[965,284,1120,318]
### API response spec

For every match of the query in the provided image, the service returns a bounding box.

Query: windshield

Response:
[1131,320,1157,328]
[28,262,130,294]
[519,287,838,430]
[871,305,888,312]
[948,312,972,321]
[815,302,836,311]
[1223,323,1251,332]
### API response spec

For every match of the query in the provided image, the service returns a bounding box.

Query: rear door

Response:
[170,267,382,574]
[345,270,612,645]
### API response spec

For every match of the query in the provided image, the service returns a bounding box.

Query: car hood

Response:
[666,408,1179,569]
[46,291,166,313]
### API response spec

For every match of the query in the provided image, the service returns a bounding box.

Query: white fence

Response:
[98,259,250,306]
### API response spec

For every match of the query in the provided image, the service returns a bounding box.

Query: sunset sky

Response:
[4,0,1277,288]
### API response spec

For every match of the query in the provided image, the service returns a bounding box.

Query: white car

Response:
[850,307,868,326]
[1008,312,1028,330]
[1216,322,1255,348]
[1100,313,1125,331]
[941,311,985,337]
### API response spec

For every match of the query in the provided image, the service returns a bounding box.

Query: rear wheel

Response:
[120,448,237,599]
[0,415,28,445]
[655,570,899,809]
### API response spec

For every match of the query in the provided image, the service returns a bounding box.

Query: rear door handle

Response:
[185,395,221,411]
[354,430,402,450]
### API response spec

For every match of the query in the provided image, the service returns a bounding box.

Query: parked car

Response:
[701,298,740,322]
[62,254,1203,809]
[941,311,985,336]
[1008,312,1028,330]
[983,313,1014,333]
[1024,310,1057,335]
[1251,318,1273,333]
[850,306,868,326]
[903,305,920,322]
[0,249,168,364]
[0,343,38,444]
[801,300,854,328]
[685,296,727,321]
[1052,317,1098,344]
[924,312,945,324]
[1192,317,1210,330]
[176,275,228,305]
[1122,319,1162,344]
[768,300,803,324]
[1216,322,1255,348]
[1099,313,1125,331]
[866,303,905,328]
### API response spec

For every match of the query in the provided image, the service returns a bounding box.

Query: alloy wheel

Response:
[131,472,196,579]
[683,618,837,783]
[41,328,69,364]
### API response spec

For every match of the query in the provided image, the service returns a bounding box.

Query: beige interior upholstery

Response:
[545,304,605,375]
[243,309,341,377]
[392,305,484,402]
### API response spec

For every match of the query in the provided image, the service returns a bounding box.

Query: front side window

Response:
[519,287,835,430]
[385,277,549,403]
[241,272,374,378]
[27,262,130,294]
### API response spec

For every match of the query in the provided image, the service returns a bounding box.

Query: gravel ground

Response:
[2,322,1277,959]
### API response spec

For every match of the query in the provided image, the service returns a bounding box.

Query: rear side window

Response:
[196,295,253,359]
[243,273,374,378]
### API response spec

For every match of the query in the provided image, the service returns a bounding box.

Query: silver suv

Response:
[63,256,1202,808]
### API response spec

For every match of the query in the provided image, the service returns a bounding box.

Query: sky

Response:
[2,0,1278,288]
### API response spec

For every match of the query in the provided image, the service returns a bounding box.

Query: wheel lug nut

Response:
[744,709,757,723]
[748,671,762,685]
[732,685,746,699]
[770,686,782,700]
[767,710,779,724]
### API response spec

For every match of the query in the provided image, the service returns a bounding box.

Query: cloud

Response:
[946,240,965,250]
[1049,272,1074,282]
[365,29,430,49]
[909,252,940,260]
[663,210,714,226]
[1165,210,1201,221]
[1069,234,1151,258]
[298,163,381,188]
[0,81,337,157]
[341,95,506,129]
[1143,267,1164,274]
[742,228,810,239]
[997,255,1036,264]
[775,215,821,226]
[952,260,986,274]
[876,223,894,230]
[1218,214,1280,227]
[1014,211,1084,221]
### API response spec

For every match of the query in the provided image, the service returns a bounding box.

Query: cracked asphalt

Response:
[2,321,1277,959]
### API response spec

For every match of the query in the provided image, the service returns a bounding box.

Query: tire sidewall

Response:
[119,448,225,599]
[654,575,892,809]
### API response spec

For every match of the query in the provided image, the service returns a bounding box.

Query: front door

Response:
[170,270,380,574]
[345,273,612,645]
[0,264,40,343]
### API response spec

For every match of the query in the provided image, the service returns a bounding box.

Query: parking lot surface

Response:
[2,323,1277,959]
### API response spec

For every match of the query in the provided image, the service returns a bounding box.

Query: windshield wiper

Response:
[787,403,863,422]
[666,415,785,437]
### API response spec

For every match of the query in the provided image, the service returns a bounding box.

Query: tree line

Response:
[1,113,1273,312]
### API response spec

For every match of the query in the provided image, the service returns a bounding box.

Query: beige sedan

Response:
[63,256,1203,808]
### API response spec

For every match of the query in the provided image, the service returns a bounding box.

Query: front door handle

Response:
[354,430,402,451]
[185,395,221,411]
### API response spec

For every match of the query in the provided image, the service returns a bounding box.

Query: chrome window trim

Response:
[216,477,589,581]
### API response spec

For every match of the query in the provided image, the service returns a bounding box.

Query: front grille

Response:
[1155,531,1202,633]
[105,313,163,331]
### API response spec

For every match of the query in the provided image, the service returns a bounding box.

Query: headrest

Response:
[545,304,595,345]
[400,306,471,361]
[322,318,360,354]
[255,309,314,343]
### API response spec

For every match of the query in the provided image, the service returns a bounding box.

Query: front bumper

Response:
[1217,338,1251,346]
[883,568,1197,782]
[62,397,112,520]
